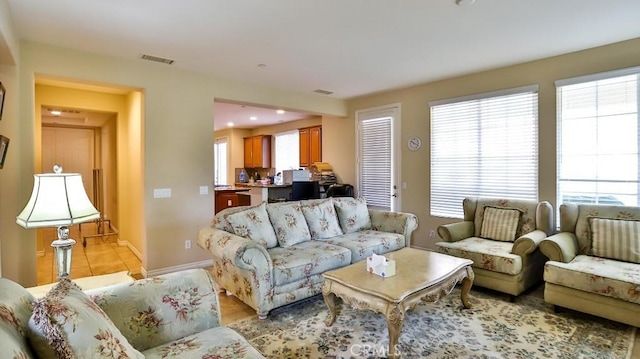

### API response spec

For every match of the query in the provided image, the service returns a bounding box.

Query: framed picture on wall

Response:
[0,82,5,121]
[0,135,9,169]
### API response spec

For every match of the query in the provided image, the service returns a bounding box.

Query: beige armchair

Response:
[436,197,553,299]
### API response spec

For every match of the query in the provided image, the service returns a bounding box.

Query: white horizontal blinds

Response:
[430,86,539,218]
[556,67,640,207]
[359,115,392,210]
[214,137,228,185]
[274,130,300,174]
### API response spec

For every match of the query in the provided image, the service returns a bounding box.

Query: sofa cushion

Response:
[266,201,311,247]
[589,217,640,264]
[212,205,251,232]
[227,202,278,248]
[0,278,36,359]
[87,268,221,352]
[141,326,264,359]
[268,241,351,286]
[544,255,640,304]
[323,230,405,262]
[301,198,343,239]
[436,237,523,275]
[333,197,372,234]
[480,206,522,242]
[29,278,144,359]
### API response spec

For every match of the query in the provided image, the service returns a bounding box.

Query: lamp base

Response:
[52,234,76,280]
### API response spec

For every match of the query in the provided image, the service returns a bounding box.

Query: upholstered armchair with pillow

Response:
[436,197,553,298]
[540,203,640,327]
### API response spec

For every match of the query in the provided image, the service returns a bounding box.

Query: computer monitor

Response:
[290,181,320,200]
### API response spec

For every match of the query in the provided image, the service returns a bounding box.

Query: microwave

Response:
[282,170,310,184]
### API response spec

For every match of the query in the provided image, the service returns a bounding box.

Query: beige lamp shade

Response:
[16,172,100,228]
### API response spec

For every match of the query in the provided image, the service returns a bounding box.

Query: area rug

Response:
[228,286,636,358]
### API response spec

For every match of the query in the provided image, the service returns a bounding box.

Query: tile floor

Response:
[36,223,142,286]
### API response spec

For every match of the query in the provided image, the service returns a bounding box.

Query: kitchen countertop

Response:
[234,183,292,188]
[214,186,250,192]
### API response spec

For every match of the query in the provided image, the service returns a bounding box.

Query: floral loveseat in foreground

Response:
[197,197,418,319]
[540,203,640,327]
[0,269,265,358]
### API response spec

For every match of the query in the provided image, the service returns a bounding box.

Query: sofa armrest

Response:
[512,229,547,256]
[369,209,419,247]
[437,221,474,242]
[85,268,220,352]
[197,227,273,277]
[539,232,579,263]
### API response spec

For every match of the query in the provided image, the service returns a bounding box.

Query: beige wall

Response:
[334,37,640,250]
[4,40,345,284]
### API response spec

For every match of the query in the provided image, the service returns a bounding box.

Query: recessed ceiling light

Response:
[276,109,285,115]
[250,116,257,121]
[227,122,234,127]
[50,110,62,116]
[455,0,475,6]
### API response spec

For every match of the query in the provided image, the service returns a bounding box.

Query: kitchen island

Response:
[213,186,250,214]
[237,183,292,206]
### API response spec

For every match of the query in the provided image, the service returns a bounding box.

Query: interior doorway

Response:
[34,80,145,285]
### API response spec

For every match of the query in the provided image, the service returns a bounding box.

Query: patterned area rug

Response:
[228,286,636,358]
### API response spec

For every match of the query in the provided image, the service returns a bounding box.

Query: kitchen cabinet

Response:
[244,135,271,168]
[299,126,322,167]
[215,188,249,214]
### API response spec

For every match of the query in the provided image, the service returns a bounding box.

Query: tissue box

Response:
[367,257,396,277]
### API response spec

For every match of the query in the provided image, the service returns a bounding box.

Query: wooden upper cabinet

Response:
[244,135,271,168]
[299,126,322,167]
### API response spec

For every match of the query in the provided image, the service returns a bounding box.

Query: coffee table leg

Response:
[386,306,404,359]
[460,266,474,309]
[323,292,337,326]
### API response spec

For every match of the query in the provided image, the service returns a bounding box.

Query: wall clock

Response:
[407,136,422,151]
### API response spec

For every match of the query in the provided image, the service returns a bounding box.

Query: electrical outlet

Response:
[185,240,191,249]
[429,230,436,239]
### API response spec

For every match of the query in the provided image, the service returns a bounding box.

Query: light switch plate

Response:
[153,188,172,198]
[200,186,209,195]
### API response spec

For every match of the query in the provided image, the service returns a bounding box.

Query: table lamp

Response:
[16,165,100,279]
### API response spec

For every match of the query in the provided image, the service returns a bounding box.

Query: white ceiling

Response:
[8,1,640,127]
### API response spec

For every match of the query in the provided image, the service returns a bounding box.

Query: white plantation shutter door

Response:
[359,116,392,210]
[214,137,228,185]
[556,66,640,207]
[430,85,539,218]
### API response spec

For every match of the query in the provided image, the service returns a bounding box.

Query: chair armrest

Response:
[512,229,547,256]
[197,227,273,276]
[369,210,419,247]
[539,232,579,263]
[437,221,474,242]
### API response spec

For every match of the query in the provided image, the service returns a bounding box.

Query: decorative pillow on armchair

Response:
[479,206,523,242]
[266,201,311,247]
[301,198,343,239]
[590,217,640,264]
[333,197,372,233]
[227,201,279,248]
[28,278,144,359]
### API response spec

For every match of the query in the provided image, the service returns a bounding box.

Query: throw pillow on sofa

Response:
[227,201,279,248]
[29,278,144,359]
[301,198,343,239]
[589,217,640,264]
[333,197,372,233]
[479,206,523,242]
[266,201,311,247]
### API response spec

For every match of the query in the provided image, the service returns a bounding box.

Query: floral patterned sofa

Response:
[540,203,640,327]
[436,197,554,299]
[0,268,265,358]
[197,197,418,319]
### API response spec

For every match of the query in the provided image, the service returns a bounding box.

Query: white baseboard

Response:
[140,259,214,278]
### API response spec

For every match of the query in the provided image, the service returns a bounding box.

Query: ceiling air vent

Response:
[313,89,333,95]
[140,54,175,65]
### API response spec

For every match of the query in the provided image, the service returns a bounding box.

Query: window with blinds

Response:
[430,85,539,218]
[274,130,300,174]
[359,116,392,209]
[214,137,228,185]
[556,67,640,207]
